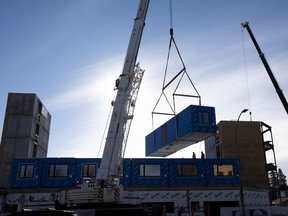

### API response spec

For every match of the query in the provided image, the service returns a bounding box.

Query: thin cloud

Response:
[45,56,123,112]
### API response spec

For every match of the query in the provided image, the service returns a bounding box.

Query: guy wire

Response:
[241,27,253,121]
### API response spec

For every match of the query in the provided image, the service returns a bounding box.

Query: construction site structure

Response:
[1,5,288,216]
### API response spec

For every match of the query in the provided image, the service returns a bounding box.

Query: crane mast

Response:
[96,0,149,187]
[241,21,288,115]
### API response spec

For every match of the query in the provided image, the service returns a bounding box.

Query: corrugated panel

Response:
[146,105,216,157]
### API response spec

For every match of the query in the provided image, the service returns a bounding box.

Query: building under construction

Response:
[0,93,286,216]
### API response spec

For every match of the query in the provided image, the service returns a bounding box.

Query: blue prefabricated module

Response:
[146,105,216,157]
[9,158,239,188]
[204,159,240,185]
[129,158,169,187]
[74,158,101,184]
[120,159,132,186]
[168,159,206,186]
[10,158,43,188]
[41,158,76,188]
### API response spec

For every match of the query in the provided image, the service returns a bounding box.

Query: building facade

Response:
[206,121,272,190]
[0,93,51,188]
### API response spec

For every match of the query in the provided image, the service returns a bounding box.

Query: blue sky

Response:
[0,1,288,174]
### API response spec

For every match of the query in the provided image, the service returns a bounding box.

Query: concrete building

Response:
[0,93,51,188]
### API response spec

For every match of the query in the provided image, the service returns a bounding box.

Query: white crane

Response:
[61,0,149,205]
[96,0,149,198]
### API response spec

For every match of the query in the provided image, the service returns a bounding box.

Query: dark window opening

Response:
[82,164,96,177]
[38,102,43,115]
[204,201,239,216]
[19,164,34,178]
[49,164,68,178]
[32,143,37,158]
[35,123,40,136]
[177,164,198,176]
[191,202,200,213]
[216,144,221,158]
[198,111,210,124]
[37,102,42,123]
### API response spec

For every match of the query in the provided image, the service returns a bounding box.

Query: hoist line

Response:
[163,35,201,102]
[169,0,173,29]
[173,70,201,101]
[163,68,185,90]
[153,0,202,131]
[162,36,173,90]
[97,96,115,158]
[162,36,186,91]
[164,0,201,100]
[184,70,201,100]
[241,27,253,121]
[171,36,186,69]
[152,91,176,116]
[151,91,175,131]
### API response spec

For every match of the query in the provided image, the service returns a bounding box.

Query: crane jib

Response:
[242,21,288,115]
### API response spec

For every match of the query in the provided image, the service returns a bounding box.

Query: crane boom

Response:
[96,0,149,187]
[241,21,288,115]
[59,0,149,206]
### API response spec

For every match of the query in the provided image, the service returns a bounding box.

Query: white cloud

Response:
[45,56,123,112]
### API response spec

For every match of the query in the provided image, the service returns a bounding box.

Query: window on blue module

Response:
[49,164,68,178]
[140,164,161,177]
[19,164,34,178]
[198,111,210,124]
[213,164,234,176]
[177,164,198,176]
[82,164,96,177]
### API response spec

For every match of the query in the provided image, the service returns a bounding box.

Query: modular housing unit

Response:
[9,158,239,189]
[5,157,276,216]
[146,105,216,157]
